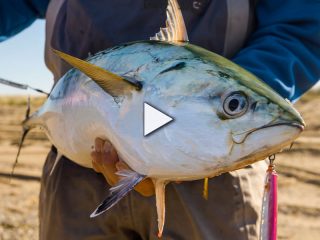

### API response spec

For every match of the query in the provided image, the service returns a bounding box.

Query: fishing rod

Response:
[0,77,49,96]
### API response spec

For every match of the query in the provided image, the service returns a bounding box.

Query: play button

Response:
[144,103,173,136]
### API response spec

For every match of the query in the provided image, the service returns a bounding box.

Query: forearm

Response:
[233,0,320,101]
[0,0,49,42]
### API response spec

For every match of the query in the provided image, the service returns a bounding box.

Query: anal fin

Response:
[49,151,63,175]
[90,169,145,217]
[153,179,168,238]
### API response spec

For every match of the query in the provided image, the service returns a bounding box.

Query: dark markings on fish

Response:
[218,71,231,79]
[251,101,258,112]
[159,62,186,74]
[50,72,74,100]
[90,170,145,218]
[206,69,216,75]
[107,45,127,52]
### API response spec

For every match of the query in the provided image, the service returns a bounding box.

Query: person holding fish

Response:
[1,0,319,240]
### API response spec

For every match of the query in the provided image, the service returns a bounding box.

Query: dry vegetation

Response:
[0,93,319,240]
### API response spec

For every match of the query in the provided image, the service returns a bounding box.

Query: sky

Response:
[0,20,53,95]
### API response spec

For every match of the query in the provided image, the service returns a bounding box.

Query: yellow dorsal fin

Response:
[150,0,189,43]
[53,49,141,97]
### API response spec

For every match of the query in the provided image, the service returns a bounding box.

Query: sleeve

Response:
[232,0,320,101]
[0,0,50,42]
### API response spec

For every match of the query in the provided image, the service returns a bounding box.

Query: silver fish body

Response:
[29,41,304,181]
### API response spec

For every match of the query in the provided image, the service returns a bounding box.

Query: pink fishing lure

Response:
[260,163,277,240]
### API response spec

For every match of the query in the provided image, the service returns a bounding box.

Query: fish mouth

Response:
[219,120,305,177]
[232,121,305,144]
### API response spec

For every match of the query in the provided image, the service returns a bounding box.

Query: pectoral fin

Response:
[90,169,145,217]
[53,49,142,97]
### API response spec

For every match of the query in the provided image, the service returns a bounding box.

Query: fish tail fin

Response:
[153,179,168,238]
[11,96,32,177]
[11,96,42,177]
[90,170,145,218]
[22,112,42,130]
[10,127,30,178]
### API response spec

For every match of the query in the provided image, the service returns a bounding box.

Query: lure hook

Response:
[268,154,276,166]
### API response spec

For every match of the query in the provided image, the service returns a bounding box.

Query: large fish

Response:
[12,0,304,236]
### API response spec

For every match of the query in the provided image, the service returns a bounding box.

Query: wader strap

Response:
[223,0,250,58]
[44,0,65,82]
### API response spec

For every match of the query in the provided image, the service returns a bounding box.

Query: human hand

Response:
[91,138,155,197]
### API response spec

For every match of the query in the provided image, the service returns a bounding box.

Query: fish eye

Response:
[222,92,248,118]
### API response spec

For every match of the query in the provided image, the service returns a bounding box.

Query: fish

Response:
[6,0,304,237]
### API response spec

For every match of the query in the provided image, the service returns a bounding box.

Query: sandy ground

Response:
[0,94,319,240]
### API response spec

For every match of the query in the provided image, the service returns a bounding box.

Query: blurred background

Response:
[0,20,52,95]
[0,20,319,240]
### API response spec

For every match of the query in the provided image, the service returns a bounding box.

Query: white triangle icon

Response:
[144,103,173,136]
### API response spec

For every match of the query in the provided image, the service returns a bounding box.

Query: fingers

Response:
[91,151,101,172]
[115,160,129,171]
[91,138,119,186]
[100,144,119,186]
[94,138,104,152]
[91,137,155,197]
[103,141,118,165]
